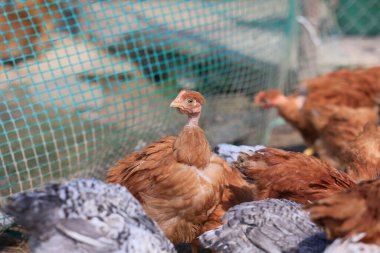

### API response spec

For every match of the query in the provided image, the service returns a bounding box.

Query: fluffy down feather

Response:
[199,199,328,253]
[1,179,175,253]
[234,148,356,204]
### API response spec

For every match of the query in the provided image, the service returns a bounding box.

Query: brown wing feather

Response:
[233,148,355,204]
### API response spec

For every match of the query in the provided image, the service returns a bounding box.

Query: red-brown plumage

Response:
[107,90,229,244]
[305,179,380,246]
[340,123,380,182]
[253,67,380,163]
[233,148,356,204]
[313,106,379,170]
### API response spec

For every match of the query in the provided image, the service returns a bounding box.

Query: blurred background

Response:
[0,0,379,233]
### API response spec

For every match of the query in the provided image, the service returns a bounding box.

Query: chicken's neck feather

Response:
[173,112,211,168]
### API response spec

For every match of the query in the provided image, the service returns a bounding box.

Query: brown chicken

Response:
[0,0,61,64]
[312,105,378,169]
[339,123,380,182]
[107,90,230,245]
[233,148,356,204]
[254,66,380,157]
[305,179,380,246]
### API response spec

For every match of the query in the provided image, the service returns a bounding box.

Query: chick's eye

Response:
[186,99,194,104]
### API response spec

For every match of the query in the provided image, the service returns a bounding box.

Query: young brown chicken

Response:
[107,90,229,245]
[233,148,356,204]
[254,67,380,157]
[305,179,380,246]
[340,123,380,182]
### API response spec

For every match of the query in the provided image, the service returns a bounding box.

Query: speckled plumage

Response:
[199,199,328,253]
[1,179,176,253]
[215,143,266,165]
[324,234,380,253]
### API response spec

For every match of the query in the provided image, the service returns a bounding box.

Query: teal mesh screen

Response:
[0,0,296,218]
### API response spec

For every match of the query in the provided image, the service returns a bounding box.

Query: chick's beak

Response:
[170,101,182,108]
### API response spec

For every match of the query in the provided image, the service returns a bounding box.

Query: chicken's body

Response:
[107,90,228,244]
[254,67,380,158]
[341,123,380,181]
[306,179,380,246]
[233,147,356,204]
[199,164,256,235]
[199,199,328,253]
[313,106,379,169]
[1,179,176,253]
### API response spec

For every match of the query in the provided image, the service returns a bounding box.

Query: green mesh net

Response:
[0,0,297,228]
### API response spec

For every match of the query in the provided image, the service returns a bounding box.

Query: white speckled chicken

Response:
[1,179,176,253]
[199,199,328,253]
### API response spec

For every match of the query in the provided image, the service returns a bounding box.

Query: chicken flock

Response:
[2,66,380,253]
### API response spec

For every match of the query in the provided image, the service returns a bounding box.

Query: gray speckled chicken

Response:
[324,234,380,253]
[1,179,176,253]
[198,199,328,253]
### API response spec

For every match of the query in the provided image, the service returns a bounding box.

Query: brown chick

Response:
[0,0,61,63]
[340,123,380,182]
[233,148,356,204]
[305,179,380,246]
[312,105,379,169]
[107,90,229,245]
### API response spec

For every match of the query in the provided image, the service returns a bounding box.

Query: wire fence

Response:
[287,0,380,90]
[0,0,297,215]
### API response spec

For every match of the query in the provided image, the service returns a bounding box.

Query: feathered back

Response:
[199,199,328,253]
[1,179,176,253]
[233,148,356,204]
[342,123,380,181]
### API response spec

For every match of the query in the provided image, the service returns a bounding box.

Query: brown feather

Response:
[305,179,380,246]
[254,67,380,150]
[311,105,378,169]
[107,90,228,244]
[233,148,355,204]
[179,90,207,105]
[341,123,380,181]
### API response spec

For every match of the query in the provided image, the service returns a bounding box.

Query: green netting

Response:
[0,0,296,227]
[336,0,380,36]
